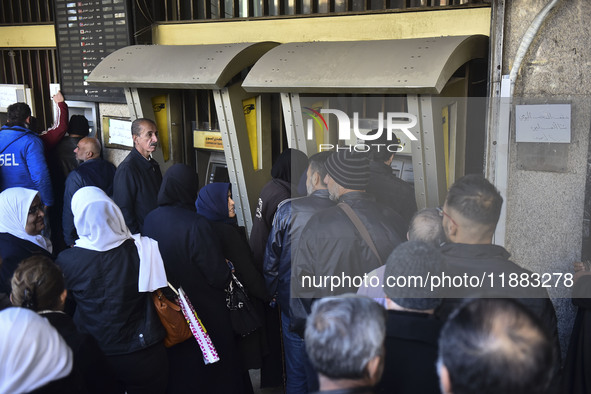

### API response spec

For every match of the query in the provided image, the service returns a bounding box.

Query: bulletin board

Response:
[102,116,133,149]
[0,84,32,113]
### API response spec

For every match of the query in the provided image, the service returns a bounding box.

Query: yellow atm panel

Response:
[151,95,170,162]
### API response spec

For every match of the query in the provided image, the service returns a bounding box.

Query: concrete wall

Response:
[502,0,591,356]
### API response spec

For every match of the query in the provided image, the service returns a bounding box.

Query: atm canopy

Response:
[86,42,279,90]
[242,35,488,94]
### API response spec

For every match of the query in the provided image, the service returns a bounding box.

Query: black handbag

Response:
[225,272,262,337]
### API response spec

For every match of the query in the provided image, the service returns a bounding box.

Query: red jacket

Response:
[39,101,69,151]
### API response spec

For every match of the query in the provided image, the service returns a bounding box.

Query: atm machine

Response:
[242,35,489,208]
[86,42,279,233]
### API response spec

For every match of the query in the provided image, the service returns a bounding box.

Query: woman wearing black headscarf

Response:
[143,164,247,394]
[249,148,308,272]
[196,182,270,372]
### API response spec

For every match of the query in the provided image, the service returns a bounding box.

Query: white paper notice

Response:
[515,104,571,143]
[108,118,133,147]
[0,86,18,109]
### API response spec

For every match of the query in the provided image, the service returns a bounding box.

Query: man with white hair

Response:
[305,295,386,393]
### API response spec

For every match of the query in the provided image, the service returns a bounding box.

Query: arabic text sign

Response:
[515,104,571,143]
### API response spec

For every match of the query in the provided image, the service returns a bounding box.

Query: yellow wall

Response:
[0,25,56,47]
[154,8,490,45]
[0,8,489,48]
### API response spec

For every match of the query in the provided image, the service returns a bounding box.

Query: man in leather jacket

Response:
[264,151,333,394]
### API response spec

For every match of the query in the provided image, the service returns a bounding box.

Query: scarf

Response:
[0,187,52,253]
[195,182,237,224]
[0,307,73,393]
[71,186,167,292]
[157,163,199,210]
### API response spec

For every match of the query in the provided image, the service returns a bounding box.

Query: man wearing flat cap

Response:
[292,150,406,301]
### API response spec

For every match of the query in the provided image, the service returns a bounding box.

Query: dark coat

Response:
[366,160,417,229]
[0,233,52,295]
[436,243,561,369]
[196,182,270,370]
[376,310,442,394]
[562,274,591,394]
[112,148,162,234]
[63,158,116,246]
[264,189,334,312]
[47,136,80,182]
[293,192,406,298]
[290,192,406,336]
[47,136,82,252]
[196,182,268,302]
[143,165,246,393]
[249,178,295,272]
[249,149,309,271]
[56,239,165,356]
[41,311,118,394]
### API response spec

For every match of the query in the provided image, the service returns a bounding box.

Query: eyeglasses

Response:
[437,206,458,227]
[28,203,45,215]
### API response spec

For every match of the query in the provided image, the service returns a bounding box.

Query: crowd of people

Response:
[0,97,587,394]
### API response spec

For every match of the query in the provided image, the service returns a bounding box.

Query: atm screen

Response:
[208,162,230,184]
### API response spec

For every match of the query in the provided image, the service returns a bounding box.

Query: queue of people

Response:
[0,97,585,394]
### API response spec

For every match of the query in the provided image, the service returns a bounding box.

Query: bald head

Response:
[75,137,101,162]
[408,208,444,247]
[438,299,553,394]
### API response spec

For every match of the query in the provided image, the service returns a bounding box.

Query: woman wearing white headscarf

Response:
[0,187,52,304]
[56,186,168,394]
[0,307,76,393]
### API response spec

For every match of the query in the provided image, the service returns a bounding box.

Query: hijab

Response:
[195,182,236,224]
[157,163,199,210]
[0,307,73,393]
[71,186,167,292]
[0,187,52,253]
[72,186,131,251]
[271,148,309,185]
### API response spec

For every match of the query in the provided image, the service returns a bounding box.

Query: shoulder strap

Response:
[337,202,383,265]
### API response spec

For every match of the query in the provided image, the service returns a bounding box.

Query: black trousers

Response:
[107,342,169,394]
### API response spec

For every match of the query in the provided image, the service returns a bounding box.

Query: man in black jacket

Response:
[436,174,560,367]
[264,151,334,394]
[292,149,406,299]
[378,240,443,394]
[63,137,116,246]
[113,118,161,234]
[365,132,417,229]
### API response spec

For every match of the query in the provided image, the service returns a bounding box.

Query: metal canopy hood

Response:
[242,35,488,94]
[86,42,279,89]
